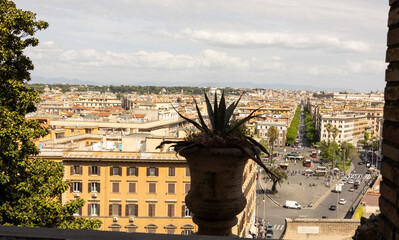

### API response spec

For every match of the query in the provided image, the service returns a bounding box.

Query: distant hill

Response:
[30,75,359,92]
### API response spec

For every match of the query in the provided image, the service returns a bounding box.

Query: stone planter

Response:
[179,147,249,236]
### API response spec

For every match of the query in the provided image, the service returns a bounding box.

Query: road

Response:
[254,105,376,239]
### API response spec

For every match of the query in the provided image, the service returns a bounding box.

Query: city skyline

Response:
[15,0,388,92]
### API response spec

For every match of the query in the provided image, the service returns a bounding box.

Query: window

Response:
[185,167,190,177]
[185,183,191,194]
[168,183,175,194]
[147,167,158,176]
[89,166,99,175]
[128,182,136,193]
[55,132,65,139]
[112,182,119,193]
[167,204,175,217]
[111,166,121,176]
[127,167,138,176]
[126,204,138,216]
[74,207,82,216]
[109,204,121,216]
[85,128,92,134]
[89,182,100,192]
[71,182,82,192]
[71,165,81,175]
[182,205,191,217]
[168,167,175,177]
[148,204,156,217]
[149,183,156,194]
[88,204,99,216]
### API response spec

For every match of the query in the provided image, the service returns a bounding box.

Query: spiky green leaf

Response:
[192,97,211,134]
[172,105,205,133]
[204,92,216,131]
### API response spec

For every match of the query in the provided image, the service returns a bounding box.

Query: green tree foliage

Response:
[364,131,370,141]
[303,108,318,145]
[318,141,339,165]
[286,106,301,145]
[264,166,288,193]
[0,0,101,229]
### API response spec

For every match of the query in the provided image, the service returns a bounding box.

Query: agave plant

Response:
[157,91,273,176]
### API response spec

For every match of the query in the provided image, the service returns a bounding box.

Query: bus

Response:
[304,159,311,167]
[315,166,327,176]
[311,151,317,158]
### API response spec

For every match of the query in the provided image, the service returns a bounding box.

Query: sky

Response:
[15,0,388,92]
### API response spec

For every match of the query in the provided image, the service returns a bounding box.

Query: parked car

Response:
[349,187,354,192]
[347,179,354,184]
[322,216,328,219]
[338,198,346,205]
[329,205,337,211]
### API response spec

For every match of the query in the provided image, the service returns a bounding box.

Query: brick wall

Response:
[379,1,399,239]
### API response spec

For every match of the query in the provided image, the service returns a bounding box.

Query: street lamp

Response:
[263,196,266,226]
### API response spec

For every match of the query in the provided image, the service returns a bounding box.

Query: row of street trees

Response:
[0,1,101,229]
[304,108,318,145]
[286,106,301,145]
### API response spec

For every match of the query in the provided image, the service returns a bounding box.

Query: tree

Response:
[265,166,288,194]
[339,141,357,173]
[267,126,279,162]
[330,127,339,169]
[0,0,101,229]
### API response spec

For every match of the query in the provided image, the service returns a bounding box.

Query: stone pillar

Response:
[379,1,399,239]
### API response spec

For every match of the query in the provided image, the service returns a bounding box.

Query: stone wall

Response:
[379,1,399,239]
[283,218,360,240]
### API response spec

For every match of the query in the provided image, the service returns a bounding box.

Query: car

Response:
[349,187,354,192]
[358,161,364,165]
[266,233,273,239]
[341,179,346,184]
[338,198,346,205]
[347,179,354,184]
[329,205,337,211]
[266,224,273,231]
[322,216,328,219]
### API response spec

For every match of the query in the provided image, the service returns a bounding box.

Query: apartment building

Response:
[38,147,257,237]
[319,113,367,145]
[255,120,287,147]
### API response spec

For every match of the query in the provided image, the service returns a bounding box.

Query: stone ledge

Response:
[0,225,239,240]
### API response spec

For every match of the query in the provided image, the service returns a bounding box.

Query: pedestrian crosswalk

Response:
[273,224,285,231]
[346,173,371,180]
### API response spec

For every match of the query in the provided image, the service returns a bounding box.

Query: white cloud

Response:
[156,29,371,52]
[27,43,252,71]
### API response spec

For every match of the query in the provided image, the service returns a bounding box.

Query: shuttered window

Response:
[126,204,138,216]
[185,167,190,177]
[185,183,191,194]
[147,167,158,176]
[128,182,136,193]
[109,204,121,216]
[112,182,119,193]
[110,166,121,176]
[149,183,156,194]
[168,167,175,177]
[148,204,155,217]
[127,167,138,176]
[167,204,175,217]
[167,183,175,194]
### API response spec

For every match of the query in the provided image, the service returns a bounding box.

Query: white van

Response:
[285,200,302,209]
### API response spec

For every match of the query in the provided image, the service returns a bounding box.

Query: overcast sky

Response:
[15,0,388,92]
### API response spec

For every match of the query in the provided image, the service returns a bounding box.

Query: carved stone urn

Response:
[180,146,249,236]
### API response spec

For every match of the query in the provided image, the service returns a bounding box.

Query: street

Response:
[253,106,378,239]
